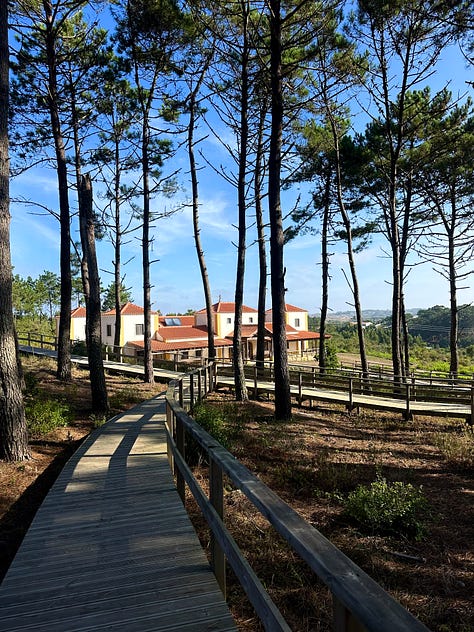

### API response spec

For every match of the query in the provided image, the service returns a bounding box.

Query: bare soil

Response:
[0,358,472,632]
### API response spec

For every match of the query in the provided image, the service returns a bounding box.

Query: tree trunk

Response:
[448,216,459,376]
[318,168,331,374]
[255,103,267,378]
[329,115,368,378]
[79,175,109,413]
[113,135,122,350]
[188,91,215,360]
[142,120,154,384]
[233,0,250,402]
[0,0,30,461]
[268,0,291,421]
[43,0,72,381]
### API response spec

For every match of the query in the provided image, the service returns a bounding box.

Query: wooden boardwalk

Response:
[0,395,236,631]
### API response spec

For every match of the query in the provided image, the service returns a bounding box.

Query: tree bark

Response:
[255,103,267,378]
[232,0,250,402]
[79,175,109,413]
[142,118,154,384]
[0,0,30,461]
[113,134,122,350]
[188,90,215,360]
[43,0,72,381]
[268,0,291,421]
[318,169,331,374]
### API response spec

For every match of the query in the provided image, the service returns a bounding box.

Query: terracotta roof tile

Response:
[71,306,86,318]
[265,303,307,314]
[196,301,257,314]
[157,326,208,342]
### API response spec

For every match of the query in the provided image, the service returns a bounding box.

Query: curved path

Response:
[0,395,236,631]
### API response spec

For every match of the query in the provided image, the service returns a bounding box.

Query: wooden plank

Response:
[0,396,236,632]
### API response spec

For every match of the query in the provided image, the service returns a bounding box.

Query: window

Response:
[227,317,232,324]
[294,318,300,327]
[136,323,144,335]
[106,324,112,337]
[249,317,254,323]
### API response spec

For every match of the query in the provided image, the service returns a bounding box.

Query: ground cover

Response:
[0,357,472,632]
[186,391,474,632]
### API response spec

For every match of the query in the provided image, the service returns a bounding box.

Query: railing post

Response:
[176,417,185,503]
[333,596,365,632]
[165,401,174,470]
[298,372,302,406]
[197,369,202,401]
[348,377,353,411]
[190,374,194,410]
[470,386,474,426]
[179,380,184,408]
[405,384,411,421]
[254,365,258,399]
[209,455,226,598]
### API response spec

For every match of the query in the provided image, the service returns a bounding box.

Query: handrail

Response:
[164,363,430,632]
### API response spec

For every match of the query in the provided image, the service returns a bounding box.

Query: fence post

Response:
[189,374,194,410]
[254,365,258,399]
[165,402,174,471]
[209,456,226,598]
[298,372,302,406]
[333,596,365,632]
[405,384,411,421]
[470,387,474,426]
[348,377,353,411]
[176,417,185,503]
[197,369,202,401]
[179,380,184,408]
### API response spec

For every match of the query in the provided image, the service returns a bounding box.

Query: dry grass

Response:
[185,391,474,632]
[1,360,472,631]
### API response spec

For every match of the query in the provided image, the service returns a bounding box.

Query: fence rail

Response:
[19,334,474,421]
[164,364,430,632]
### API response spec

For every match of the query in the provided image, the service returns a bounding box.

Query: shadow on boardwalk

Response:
[0,395,236,631]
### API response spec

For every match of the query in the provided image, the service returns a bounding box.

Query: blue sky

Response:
[9,40,473,317]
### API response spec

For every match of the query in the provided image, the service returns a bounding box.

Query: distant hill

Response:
[317,308,422,322]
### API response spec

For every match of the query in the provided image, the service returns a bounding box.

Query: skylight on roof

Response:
[164,317,182,326]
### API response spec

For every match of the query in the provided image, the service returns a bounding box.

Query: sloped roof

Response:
[156,325,208,342]
[103,302,157,316]
[265,303,307,314]
[159,315,196,327]
[196,301,257,314]
[71,306,86,318]
[127,338,232,352]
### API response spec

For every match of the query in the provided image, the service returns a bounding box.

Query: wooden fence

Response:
[164,364,430,632]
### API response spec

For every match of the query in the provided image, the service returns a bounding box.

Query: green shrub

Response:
[192,402,231,449]
[26,398,72,438]
[433,422,474,469]
[344,477,429,539]
[186,402,233,465]
[71,340,88,356]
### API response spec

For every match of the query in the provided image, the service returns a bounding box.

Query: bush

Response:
[344,477,429,539]
[186,402,233,465]
[433,422,474,470]
[26,398,72,438]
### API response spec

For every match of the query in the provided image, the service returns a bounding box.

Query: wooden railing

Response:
[215,360,474,421]
[165,364,430,632]
[18,334,474,421]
